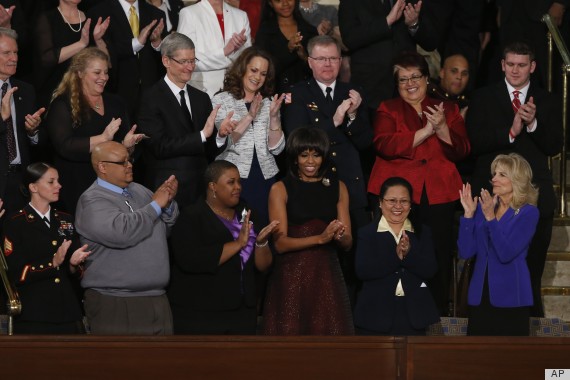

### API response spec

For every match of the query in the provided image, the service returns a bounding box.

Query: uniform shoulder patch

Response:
[4,237,13,256]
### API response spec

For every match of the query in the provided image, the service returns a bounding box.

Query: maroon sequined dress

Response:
[262,175,354,335]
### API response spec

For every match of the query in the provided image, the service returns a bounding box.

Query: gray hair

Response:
[307,35,340,57]
[160,32,195,57]
[0,27,18,41]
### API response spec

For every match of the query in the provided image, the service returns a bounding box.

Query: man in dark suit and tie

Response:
[138,32,224,209]
[87,0,167,120]
[0,28,44,216]
[466,41,562,317]
[284,35,373,301]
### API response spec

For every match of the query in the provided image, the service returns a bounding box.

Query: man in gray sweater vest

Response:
[76,141,179,335]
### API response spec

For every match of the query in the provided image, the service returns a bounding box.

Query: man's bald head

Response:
[92,142,133,188]
[439,54,469,96]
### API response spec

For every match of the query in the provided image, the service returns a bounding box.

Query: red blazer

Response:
[368,97,470,205]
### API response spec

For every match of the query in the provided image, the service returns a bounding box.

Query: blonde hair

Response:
[51,48,110,127]
[490,153,538,209]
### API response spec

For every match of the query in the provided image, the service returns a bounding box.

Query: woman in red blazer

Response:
[368,51,470,316]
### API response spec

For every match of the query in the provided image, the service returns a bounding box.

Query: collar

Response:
[164,74,187,95]
[377,216,414,243]
[315,79,336,97]
[505,78,530,101]
[97,178,127,195]
[119,0,138,15]
[28,203,51,222]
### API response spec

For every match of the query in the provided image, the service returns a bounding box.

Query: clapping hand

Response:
[403,0,422,27]
[218,110,236,137]
[479,188,497,221]
[102,117,121,141]
[319,219,345,244]
[203,104,221,138]
[255,220,280,248]
[69,244,91,267]
[122,125,147,148]
[459,183,478,218]
[396,230,410,260]
[270,93,286,119]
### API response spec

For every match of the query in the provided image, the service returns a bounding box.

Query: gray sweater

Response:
[76,181,179,297]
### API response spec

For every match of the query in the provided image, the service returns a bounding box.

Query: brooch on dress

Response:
[322,177,331,187]
[239,208,248,224]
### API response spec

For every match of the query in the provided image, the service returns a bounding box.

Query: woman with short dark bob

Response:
[213,46,285,226]
[262,127,354,335]
[3,163,90,334]
[354,177,439,336]
[459,153,539,336]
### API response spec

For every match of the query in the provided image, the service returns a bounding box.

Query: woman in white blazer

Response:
[178,0,252,97]
[213,46,285,226]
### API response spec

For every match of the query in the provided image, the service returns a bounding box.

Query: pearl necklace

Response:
[57,6,82,33]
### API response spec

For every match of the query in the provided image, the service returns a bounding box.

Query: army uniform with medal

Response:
[3,205,84,334]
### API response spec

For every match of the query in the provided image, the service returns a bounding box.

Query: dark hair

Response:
[261,0,304,23]
[503,41,535,62]
[286,127,330,178]
[379,177,413,201]
[20,162,55,199]
[392,51,430,82]
[222,46,276,99]
[204,160,239,189]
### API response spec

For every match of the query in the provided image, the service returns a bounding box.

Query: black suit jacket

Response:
[138,79,218,208]
[87,0,167,119]
[0,78,41,197]
[167,0,184,31]
[466,80,562,216]
[354,222,440,332]
[3,205,83,323]
[284,78,372,211]
[339,0,438,108]
[168,200,258,312]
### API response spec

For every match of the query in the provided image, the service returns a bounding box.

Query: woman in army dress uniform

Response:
[3,163,91,334]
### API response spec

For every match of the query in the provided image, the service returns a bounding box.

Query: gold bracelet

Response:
[269,126,282,131]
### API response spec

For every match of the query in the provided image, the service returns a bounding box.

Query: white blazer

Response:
[212,92,285,179]
[178,1,252,97]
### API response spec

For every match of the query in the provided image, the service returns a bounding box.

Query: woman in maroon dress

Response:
[262,127,354,335]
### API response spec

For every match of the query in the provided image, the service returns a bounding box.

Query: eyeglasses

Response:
[382,198,411,207]
[398,74,424,85]
[309,56,342,64]
[169,56,199,67]
[101,158,134,167]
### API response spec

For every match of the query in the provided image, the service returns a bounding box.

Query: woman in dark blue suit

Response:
[354,177,439,335]
[458,153,539,336]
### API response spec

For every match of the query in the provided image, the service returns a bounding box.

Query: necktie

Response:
[512,90,521,113]
[129,5,139,38]
[42,216,50,228]
[122,188,132,198]
[325,87,333,103]
[1,82,17,163]
[179,90,194,129]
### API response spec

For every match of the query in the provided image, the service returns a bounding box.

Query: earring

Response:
[212,190,217,199]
